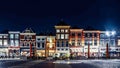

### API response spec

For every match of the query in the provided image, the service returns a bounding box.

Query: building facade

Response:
[20,28,36,57]
[0,34,8,57]
[55,21,70,57]
[36,35,47,57]
[8,31,20,58]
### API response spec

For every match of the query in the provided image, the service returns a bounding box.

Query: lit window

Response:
[0,36,2,38]
[56,29,60,33]
[10,34,14,39]
[65,29,68,33]
[118,39,120,46]
[61,29,64,33]
[0,40,2,45]
[65,34,69,39]
[15,40,19,46]
[10,40,14,46]
[15,34,19,39]
[4,40,7,45]
[4,36,7,38]
[57,34,60,39]
[61,34,64,39]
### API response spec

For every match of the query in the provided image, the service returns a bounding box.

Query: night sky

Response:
[0,0,120,33]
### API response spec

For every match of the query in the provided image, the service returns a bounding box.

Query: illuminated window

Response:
[56,29,60,33]
[65,29,68,33]
[0,40,2,45]
[15,40,19,46]
[10,40,14,46]
[15,34,19,39]
[4,40,7,45]
[65,34,69,39]
[61,29,64,33]
[4,36,7,38]
[57,34,60,39]
[0,36,2,38]
[10,34,14,39]
[110,39,115,46]
[61,34,64,39]
[118,39,120,46]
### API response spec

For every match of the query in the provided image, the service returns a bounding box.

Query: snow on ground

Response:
[53,59,120,68]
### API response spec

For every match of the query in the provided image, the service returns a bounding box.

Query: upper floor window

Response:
[61,34,64,39]
[37,38,40,41]
[37,43,40,48]
[57,41,59,47]
[10,40,14,46]
[56,29,60,33]
[71,33,75,36]
[65,29,68,33]
[15,40,19,46]
[15,34,19,39]
[4,36,7,38]
[10,34,14,39]
[118,39,120,46]
[90,33,92,37]
[85,33,88,37]
[57,34,60,39]
[4,40,7,45]
[66,41,69,47]
[0,40,2,45]
[0,36,2,38]
[42,43,44,48]
[61,29,64,33]
[65,34,69,39]
[78,33,81,36]
[94,33,97,37]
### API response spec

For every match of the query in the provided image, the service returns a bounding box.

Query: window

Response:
[29,36,32,40]
[61,29,64,32]
[94,40,97,45]
[10,40,14,46]
[4,40,7,45]
[15,40,19,46]
[25,36,27,40]
[0,40,2,45]
[66,41,69,47]
[57,41,59,47]
[15,34,19,39]
[4,36,7,38]
[42,38,45,41]
[94,33,97,37]
[42,43,44,48]
[57,34,60,39]
[110,39,115,46]
[62,41,64,47]
[0,36,2,38]
[65,29,68,33]
[71,33,75,36]
[100,39,104,46]
[78,33,81,36]
[65,34,69,39]
[56,29,60,33]
[85,33,88,37]
[118,39,120,46]
[37,38,40,41]
[61,34,64,39]
[10,34,14,39]
[90,33,92,37]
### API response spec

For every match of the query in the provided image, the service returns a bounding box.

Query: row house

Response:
[20,28,36,57]
[83,30,100,57]
[69,27,84,57]
[36,35,47,57]
[8,31,20,57]
[55,20,70,56]
[0,34,8,57]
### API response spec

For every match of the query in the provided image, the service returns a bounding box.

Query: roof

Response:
[22,28,34,33]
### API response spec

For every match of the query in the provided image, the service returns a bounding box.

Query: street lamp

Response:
[105,31,116,58]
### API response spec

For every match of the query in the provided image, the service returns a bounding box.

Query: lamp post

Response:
[105,31,116,58]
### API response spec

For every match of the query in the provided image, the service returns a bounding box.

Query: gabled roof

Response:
[22,28,34,33]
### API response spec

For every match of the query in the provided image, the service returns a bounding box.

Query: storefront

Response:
[36,50,45,57]
[0,48,8,57]
[8,48,20,57]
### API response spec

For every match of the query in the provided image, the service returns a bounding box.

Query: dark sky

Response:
[0,0,120,33]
